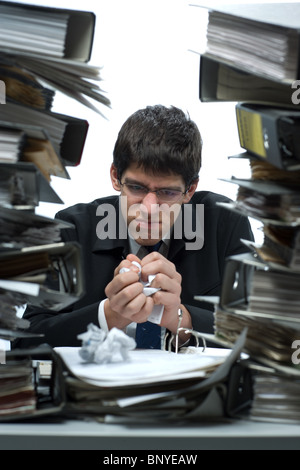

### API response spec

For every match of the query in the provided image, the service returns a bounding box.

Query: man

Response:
[14,105,253,349]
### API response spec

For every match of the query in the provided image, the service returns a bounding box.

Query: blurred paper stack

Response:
[0,1,110,418]
[195,2,300,423]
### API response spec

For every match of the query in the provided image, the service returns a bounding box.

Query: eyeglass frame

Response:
[118,179,190,203]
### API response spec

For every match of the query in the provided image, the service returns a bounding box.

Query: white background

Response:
[6,0,300,240]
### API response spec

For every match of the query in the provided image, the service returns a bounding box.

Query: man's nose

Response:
[141,191,160,213]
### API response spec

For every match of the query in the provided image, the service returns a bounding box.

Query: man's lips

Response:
[135,218,160,228]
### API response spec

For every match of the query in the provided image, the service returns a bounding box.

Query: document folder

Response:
[0,242,84,311]
[0,161,63,207]
[199,54,295,105]
[202,2,300,83]
[218,177,300,224]
[0,345,65,421]
[0,1,96,62]
[236,103,300,170]
[0,205,74,248]
[218,252,300,326]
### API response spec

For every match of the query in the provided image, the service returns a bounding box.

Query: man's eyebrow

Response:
[123,177,146,186]
[123,177,183,191]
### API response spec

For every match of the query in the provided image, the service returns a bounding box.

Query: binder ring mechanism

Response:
[164,308,207,353]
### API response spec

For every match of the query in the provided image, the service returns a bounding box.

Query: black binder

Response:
[202,3,300,83]
[199,54,295,105]
[0,1,96,62]
[236,103,300,170]
[0,345,65,422]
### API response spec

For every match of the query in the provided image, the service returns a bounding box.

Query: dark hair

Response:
[113,105,202,188]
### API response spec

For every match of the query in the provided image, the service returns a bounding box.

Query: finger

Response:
[141,257,181,283]
[124,293,154,322]
[107,280,144,313]
[140,251,161,267]
[113,258,141,277]
[129,296,155,324]
[152,289,181,308]
[105,270,141,299]
[141,251,173,273]
[113,259,132,277]
[150,272,182,293]
[126,253,142,264]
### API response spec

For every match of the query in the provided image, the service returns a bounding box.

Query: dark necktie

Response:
[135,241,162,349]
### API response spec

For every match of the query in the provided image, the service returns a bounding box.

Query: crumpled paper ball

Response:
[77,323,136,364]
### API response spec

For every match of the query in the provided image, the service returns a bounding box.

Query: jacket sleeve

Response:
[13,302,100,348]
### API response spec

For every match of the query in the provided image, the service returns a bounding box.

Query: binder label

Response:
[236,107,266,158]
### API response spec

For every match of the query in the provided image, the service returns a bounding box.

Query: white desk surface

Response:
[0,418,299,450]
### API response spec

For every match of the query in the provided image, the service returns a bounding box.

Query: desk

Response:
[0,418,299,450]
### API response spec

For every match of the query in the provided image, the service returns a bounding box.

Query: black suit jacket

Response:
[14,191,253,348]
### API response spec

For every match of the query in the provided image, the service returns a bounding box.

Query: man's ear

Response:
[110,164,121,191]
[182,178,198,203]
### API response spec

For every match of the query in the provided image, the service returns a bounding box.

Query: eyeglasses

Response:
[118,180,188,203]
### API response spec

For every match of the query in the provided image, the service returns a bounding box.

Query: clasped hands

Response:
[104,252,192,345]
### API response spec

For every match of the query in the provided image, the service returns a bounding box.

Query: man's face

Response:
[111,164,197,246]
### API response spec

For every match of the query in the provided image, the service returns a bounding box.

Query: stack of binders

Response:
[0,1,110,419]
[195,2,300,423]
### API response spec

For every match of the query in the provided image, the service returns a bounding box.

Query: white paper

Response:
[0,279,40,296]
[55,346,230,387]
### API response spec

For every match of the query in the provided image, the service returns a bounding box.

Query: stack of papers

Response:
[0,242,84,312]
[0,356,36,418]
[0,206,72,249]
[204,3,300,82]
[219,178,300,225]
[0,127,24,163]
[214,308,300,370]
[261,224,300,272]
[0,290,29,333]
[250,369,300,424]
[54,334,245,422]
[0,4,68,58]
[0,332,247,422]
[249,269,300,320]
[57,347,230,387]
[0,1,110,114]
